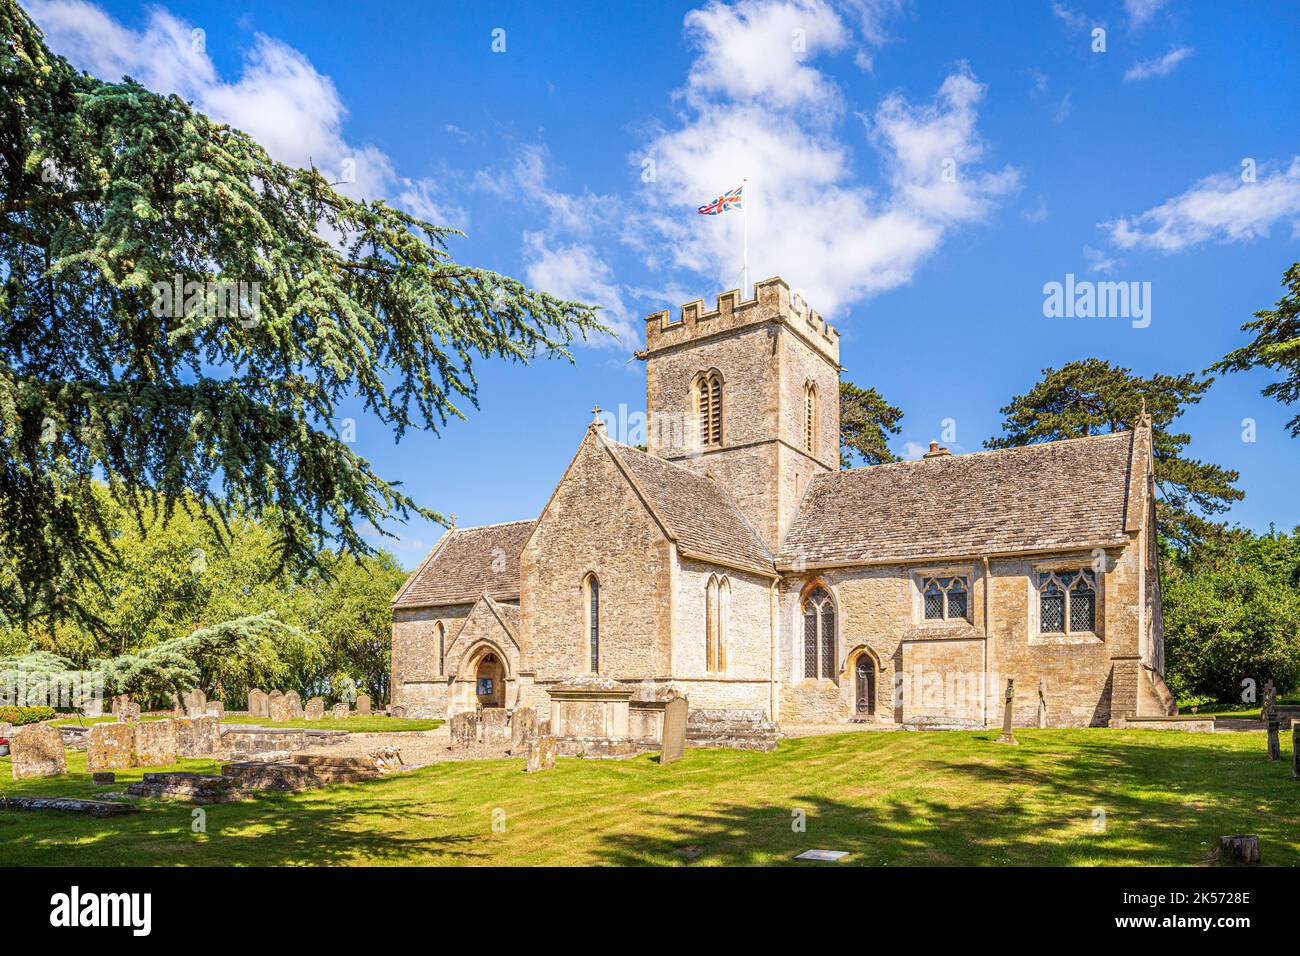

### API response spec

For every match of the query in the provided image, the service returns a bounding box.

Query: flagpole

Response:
[742,178,749,295]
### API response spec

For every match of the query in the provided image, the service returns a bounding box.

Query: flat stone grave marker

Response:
[10,723,67,779]
[795,849,848,862]
[356,693,372,715]
[305,697,325,721]
[331,702,350,719]
[659,696,688,765]
[86,722,136,771]
[525,734,556,772]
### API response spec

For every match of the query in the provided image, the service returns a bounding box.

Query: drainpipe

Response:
[769,579,779,724]
[982,556,991,727]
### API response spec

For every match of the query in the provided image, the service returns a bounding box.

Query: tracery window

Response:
[436,621,445,676]
[804,381,817,453]
[922,576,970,621]
[584,573,601,671]
[704,575,729,672]
[694,371,723,447]
[1037,569,1096,634]
[802,587,836,681]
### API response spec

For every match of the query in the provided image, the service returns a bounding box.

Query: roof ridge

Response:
[832,429,1133,479]
[449,518,537,533]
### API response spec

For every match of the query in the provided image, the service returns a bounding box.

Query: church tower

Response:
[643,277,841,553]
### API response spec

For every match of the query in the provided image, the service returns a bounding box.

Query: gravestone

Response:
[355,693,372,716]
[92,772,116,785]
[510,707,537,754]
[525,735,556,772]
[996,678,1018,745]
[248,688,269,718]
[10,723,67,779]
[390,705,408,718]
[659,697,688,765]
[482,708,510,745]
[134,718,179,766]
[176,716,220,757]
[331,703,350,719]
[86,722,136,771]
[305,697,325,721]
[1293,726,1299,780]
[169,693,184,717]
[1267,714,1281,761]
[206,701,225,719]
[285,690,303,719]
[449,711,479,747]
[183,688,208,718]
[111,694,141,722]
[1217,835,1260,864]
[269,692,293,723]
[1037,677,1048,729]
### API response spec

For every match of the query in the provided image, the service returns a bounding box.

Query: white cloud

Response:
[521,234,636,344]
[1050,2,1088,31]
[1083,244,1116,274]
[1124,46,1193,81]
[1022,196,1050,223]
[1124,0,1167,28]
[1103,158,1300,252]
[27,0,459,223]
[902,440,928,460]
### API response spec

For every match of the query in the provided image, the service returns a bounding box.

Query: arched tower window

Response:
[705,575,730,672]
[804,381,817,453]
[694,371,723,447]
[802,586,837,681]
[435,621,445,676]
[584,573,601,672]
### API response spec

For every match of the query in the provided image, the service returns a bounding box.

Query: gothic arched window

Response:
[435,621,445,676]
[804,381,817,453]
[694,371,723,447]
[584,573,601,672]
[802,586,836,681]
[1037,569,1096,635]
[922,576,970,621]
[705,575,730,672]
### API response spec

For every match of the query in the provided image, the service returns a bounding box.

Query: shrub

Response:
[0,705,57,726]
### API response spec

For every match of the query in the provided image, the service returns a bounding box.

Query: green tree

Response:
[839,380,904,468]
[986,359,1242,555]
[0,2,604,630]
[1213,262,1300,436]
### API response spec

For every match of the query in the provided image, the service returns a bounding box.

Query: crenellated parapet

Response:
[644,277,840,367]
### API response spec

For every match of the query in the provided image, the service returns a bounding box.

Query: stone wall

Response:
[391,603,471,717]
[520,430,674,682]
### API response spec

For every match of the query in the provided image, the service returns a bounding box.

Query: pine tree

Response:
[839,380,903,468]
[1213,262,1300,436]
[986,358,1242,555]
[0,2,605,628]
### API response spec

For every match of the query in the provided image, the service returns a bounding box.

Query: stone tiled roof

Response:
[392,520,536,608]
[605,438,776,575]
[779,430,1138,568]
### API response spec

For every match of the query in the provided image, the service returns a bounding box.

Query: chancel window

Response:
[1037,569,1096,635]
[705,575,729,672]
[695,371,723,447]
[922,576,969,621]
[436,621,445,676]
[803,381,817,453]
[802,587,836,681]
[585,574,601,671]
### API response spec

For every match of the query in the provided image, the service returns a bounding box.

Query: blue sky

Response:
[29,0,1300,566]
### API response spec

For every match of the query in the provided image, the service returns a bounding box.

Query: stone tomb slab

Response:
[10,723,67,779]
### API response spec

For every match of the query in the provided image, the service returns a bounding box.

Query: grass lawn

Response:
[2,728,1297,866]
[50,715,442,733]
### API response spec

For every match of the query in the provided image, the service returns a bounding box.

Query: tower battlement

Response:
[644,277,840,368]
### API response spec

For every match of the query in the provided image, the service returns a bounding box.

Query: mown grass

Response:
[49,716,442,734]
[1,729,1296,867]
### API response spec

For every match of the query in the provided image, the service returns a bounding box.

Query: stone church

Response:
[391,277,1174,732]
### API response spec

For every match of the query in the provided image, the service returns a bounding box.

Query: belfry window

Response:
[922,576,970,621]
[695,371,723,447]
[1037,569,1096,635]
[802,587,836,681]
[804,381,817,453]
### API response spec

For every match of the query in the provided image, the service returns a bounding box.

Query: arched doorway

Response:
[475,652,505,708]
[851,650,876,717]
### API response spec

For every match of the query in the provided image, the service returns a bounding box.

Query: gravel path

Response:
[296,724,519,769]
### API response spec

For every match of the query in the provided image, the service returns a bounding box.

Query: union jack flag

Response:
[697,182,744,215]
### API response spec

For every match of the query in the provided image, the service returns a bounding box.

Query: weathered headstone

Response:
[175,716,220,757]
[86,722,136,770]
[269,692,293,723]
[355,693,372,716]
[206,701,225,719]
[285,690,303,719]
[331,702,350,719]
[304,697,325,721]
[996,678,1017,745]
[1037,677,1048,729]
[1217,834,1260,864]
[389,704,408,718]
[134,718,179,766]
[482,708,510,745]
[248,688,269,718]
[525,734,556,772]
[510,707,537,753]
[10,723,67,779]
[92,771,116,785]
[449,711,479,747]
[659,696,688,765]
[111,694,140,722]
[183,688,208,718]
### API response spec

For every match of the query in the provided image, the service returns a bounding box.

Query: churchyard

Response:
[2,728,1297,867]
